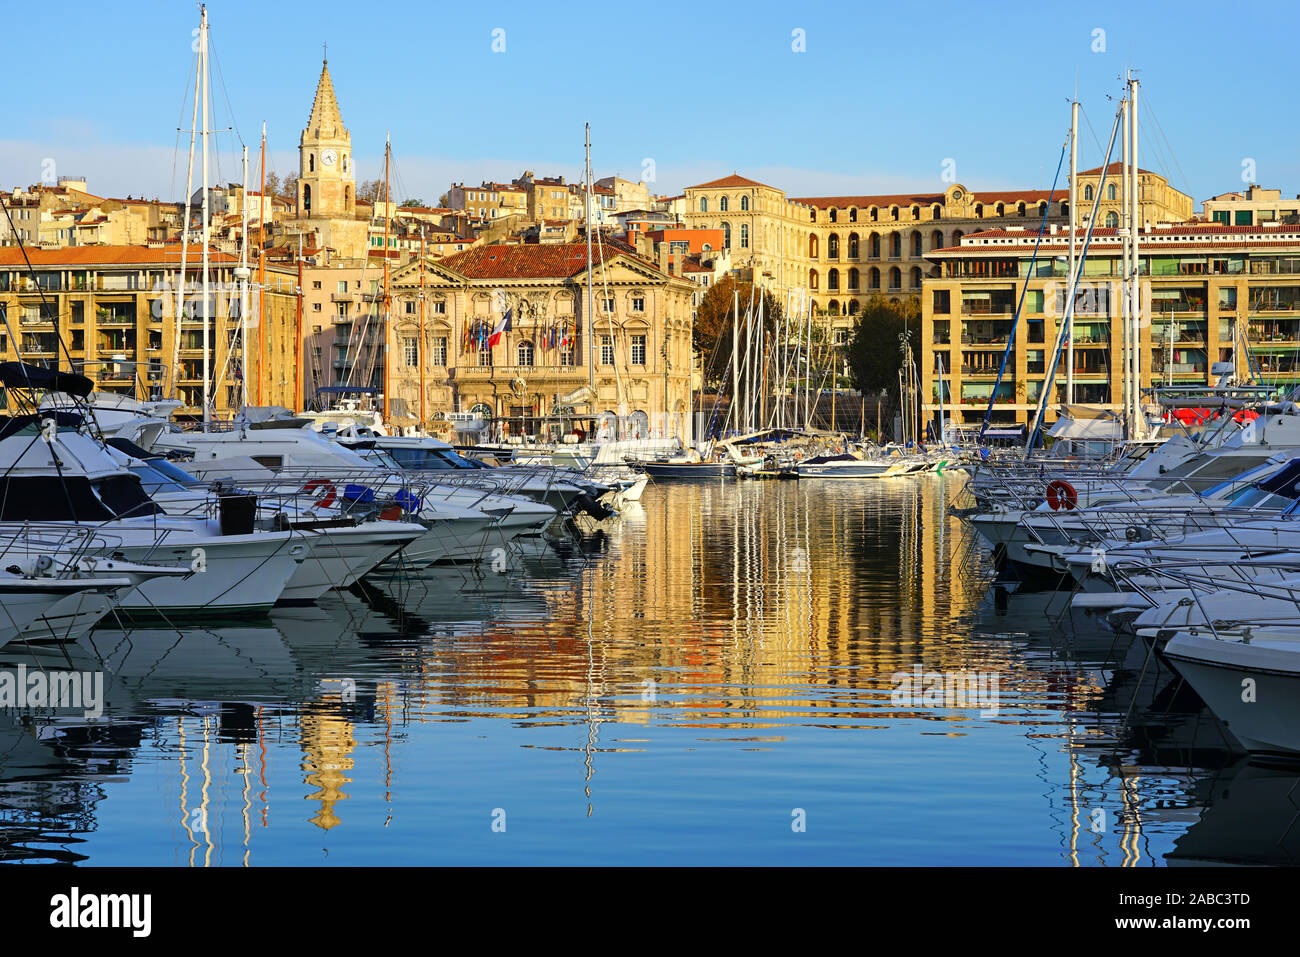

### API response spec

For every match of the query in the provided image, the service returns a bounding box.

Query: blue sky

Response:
[4,0,1296,208]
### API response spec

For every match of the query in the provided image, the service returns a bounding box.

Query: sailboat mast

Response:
[585,123,595,394]
[257,121,266,406]
[382,134,391,423]
[1067,98,1078,404]
[1129,74,1142,438]
[199,3,211,427]
[239,144,250,411]
[731,288,739,433]
[1120,92,1132,437]
[174,51,199,400]
[419,226,426,431]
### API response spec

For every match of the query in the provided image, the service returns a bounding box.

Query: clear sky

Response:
[4,0,1296,209]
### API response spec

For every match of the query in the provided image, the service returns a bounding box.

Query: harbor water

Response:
[0,477,1280,865]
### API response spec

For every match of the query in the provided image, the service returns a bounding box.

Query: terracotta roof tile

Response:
[689,174,771,190]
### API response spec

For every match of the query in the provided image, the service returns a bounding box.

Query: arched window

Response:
[952,229,964,244]
[848,299,860,316]
[809,269,819,290]
[808,233,819,258]
[1060,202,1070,220]
[849,208,858,222]
[740,195,750,211]
[870,207,879,221]
[739,223,749,248]
[869,267,880,289]
[869,232,880,258]
[889,232,901,257]
[931,204,942,219]
[722,222,732,247]
[699,197,708,212]
[1105,211,1119,228]
[930,229,944,250]
[890,205,900,221]
[309,153,315,173]
[829,208,838,223]
[911,205,921,220]
[1016,202,1026,216]
[848,268,859,291]
[848,233,859,258]
[302,183,312,214]
[720,196,729,212]
[974,203,984,218]
[828,268,840,291]
[345,185,352,208]
[1084,185,1094,201]
[517,340,535,366]
[995,202,1005,216]
[1107,183,1117,201]
[828,300,840,316]
[889,267,901,290]
[827,233,840,259]
[911,231,922,257]
[910,267,922,289]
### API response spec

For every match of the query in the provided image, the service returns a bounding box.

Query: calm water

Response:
[0,477,1285,865]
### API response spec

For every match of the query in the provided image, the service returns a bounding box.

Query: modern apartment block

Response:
[920,222,1300,429]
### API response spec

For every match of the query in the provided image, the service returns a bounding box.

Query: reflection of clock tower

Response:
[297,58,354,220]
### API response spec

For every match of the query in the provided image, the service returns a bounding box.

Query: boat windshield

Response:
[385,447,479,470]
[129,463,192,493]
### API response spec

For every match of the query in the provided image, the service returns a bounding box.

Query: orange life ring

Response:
[1046,479,1077,511]
[302,478,338,509]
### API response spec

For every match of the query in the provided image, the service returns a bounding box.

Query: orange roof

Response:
[690,174,771,190]
[439,242,657,280]
[1079,163,1158,177]
[793,193,945,209]
[0,244,236,267]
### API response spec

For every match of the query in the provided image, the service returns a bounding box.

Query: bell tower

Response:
[297,56,354,220]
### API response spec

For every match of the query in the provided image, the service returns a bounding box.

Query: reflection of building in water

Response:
[408,479,1005,728]
[300,707,356,831]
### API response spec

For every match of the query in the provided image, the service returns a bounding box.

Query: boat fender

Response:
[1045,479,1078,511]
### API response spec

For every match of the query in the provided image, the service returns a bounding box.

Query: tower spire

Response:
[303,57,346,141]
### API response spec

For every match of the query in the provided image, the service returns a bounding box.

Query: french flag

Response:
[487,307,513,348]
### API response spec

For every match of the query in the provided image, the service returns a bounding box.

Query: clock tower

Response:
[297,57,355,220]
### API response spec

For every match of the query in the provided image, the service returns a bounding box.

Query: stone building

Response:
[379,241,696,440]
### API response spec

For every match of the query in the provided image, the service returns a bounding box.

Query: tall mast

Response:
[256,121,266,406]
[239,144,250,411]
[199,3,211,427]
[174,31,200,400]
[295,234,303,410]
[1129,73,1142,438]
[731,288,739,432]
[419,226,426,431]
[1120,92,1132,437]
[1067,98,1078,404]
[382,134,392,423]
[585,123,594,393]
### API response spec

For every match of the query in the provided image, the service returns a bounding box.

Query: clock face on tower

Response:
[322,149,338,167]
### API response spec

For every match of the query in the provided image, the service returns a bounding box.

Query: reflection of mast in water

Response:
[239,741,251,867]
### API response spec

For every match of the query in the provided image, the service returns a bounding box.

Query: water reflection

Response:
[0,477,1292,865]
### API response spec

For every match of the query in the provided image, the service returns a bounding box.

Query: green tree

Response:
[844,294,920,395]
[693,275,783,389]
[400,198,425,208]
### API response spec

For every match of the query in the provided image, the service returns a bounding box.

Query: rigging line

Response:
[206,33,244,150]
[171,53,199,206]
[1140,93,1190,197]
[0,193,79,375]
[1077,104,1107,167]
[978,140,1067,441]
[1026,107,1123,455]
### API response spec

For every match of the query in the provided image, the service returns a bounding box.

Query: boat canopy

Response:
[0,361,94,398]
